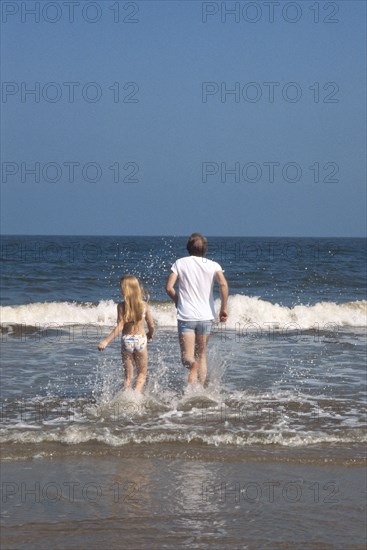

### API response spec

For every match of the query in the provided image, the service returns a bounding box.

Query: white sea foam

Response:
[1,425,365,447]
[0,300,117,326]
[1,296,366,329]
[223,295,367,330]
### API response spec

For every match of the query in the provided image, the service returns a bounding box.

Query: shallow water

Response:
[1,327,366,461]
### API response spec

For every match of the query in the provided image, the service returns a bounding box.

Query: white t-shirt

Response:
[171,256,223,321]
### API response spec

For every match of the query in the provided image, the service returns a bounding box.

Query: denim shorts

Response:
[177,320,213,335]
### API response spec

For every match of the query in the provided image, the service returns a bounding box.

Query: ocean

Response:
[1,235,366,549]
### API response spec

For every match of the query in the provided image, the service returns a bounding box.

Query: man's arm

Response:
[165,272,178,306]
[215,271,228,322]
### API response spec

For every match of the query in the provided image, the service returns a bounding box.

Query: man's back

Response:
[171,256,222,321]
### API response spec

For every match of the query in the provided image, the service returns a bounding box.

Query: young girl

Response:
[98,275,154,394]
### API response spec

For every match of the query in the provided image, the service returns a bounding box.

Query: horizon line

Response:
[1,233,366,239]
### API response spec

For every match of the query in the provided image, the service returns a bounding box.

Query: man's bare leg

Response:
[195,334,209,386]
[179,333,198,385]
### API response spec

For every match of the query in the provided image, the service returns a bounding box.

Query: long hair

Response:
[120,275,148,323]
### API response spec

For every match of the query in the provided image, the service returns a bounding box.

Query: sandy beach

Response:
[2,450,366,549]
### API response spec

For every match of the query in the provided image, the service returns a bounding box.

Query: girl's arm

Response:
[98,303,124,350]
[145,304,154,342]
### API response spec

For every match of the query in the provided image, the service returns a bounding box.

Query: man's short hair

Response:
[186,233,208,256]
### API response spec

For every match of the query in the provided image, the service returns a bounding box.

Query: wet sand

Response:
[1,451,366,549]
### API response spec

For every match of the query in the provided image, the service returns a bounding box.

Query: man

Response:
[165,233,228,386]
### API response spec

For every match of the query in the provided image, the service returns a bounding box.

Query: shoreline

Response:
[1,442,366,466]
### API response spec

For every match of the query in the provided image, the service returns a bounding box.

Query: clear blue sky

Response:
[1,0,366,236]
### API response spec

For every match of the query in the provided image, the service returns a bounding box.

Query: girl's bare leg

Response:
[195,334,209,386]
[122,351,134,389]
[179,333,198,384]
[134,347,148,393]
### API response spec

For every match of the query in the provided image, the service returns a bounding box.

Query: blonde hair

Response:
[120,275,148,323]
